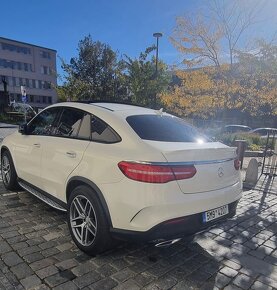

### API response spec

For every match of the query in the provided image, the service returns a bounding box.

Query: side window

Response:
[28,107,60,135]
[78,114,91,140]
[53,108,84,138]
[91,115,121,143]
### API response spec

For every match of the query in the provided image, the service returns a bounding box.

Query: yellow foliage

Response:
[160,67,277,118]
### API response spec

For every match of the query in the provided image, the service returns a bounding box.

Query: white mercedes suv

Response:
[1,102,242,254]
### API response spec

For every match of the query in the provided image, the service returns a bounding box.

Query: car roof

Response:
[225,125,250,128]
[49,102,158,116]
[252,127,277,130]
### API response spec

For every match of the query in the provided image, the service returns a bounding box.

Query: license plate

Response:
[203,205,229,223]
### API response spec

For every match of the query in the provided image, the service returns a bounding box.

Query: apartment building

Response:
[0,36,57,109]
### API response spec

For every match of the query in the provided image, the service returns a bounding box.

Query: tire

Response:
[1,150,20,191]
[67,185,114,255]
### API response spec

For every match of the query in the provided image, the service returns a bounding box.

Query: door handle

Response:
[33,143,41,148]
[66,151,76,158]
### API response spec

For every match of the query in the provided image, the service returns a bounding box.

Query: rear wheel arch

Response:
[66,177,112,227]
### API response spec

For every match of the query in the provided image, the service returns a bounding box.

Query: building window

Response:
[30,95,34,102]
[1,42,31,54]
[48,97,52,104]
[40,50,51,59]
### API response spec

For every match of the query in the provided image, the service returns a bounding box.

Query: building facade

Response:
[0,36,57,109]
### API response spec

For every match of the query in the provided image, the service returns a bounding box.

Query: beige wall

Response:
[0,37,57,108]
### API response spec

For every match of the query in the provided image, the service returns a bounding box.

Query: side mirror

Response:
[18,123,28,135]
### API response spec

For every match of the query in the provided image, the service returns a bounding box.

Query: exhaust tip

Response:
[155,238,182,248]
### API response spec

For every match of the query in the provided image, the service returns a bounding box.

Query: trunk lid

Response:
[145,141,240,193]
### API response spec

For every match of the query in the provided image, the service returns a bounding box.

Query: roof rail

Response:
[72,100,149,108]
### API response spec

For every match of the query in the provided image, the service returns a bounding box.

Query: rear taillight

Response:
[118,161,196,183]
[234,159,240,170]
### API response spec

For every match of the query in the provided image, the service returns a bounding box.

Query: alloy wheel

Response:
[69,195,97,246]
[2,155,11,186]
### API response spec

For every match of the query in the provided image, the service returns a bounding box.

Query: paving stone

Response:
[112,268,135,283]
[71,261,97,276]
[43,232,63,241]
[219,266,238,278]
[11,241,29,251]
[56,242,73,252]
[41,247,60,258]
[96,264,117,277]
[251,280,273,290]
[172,279,199,290]
[2,251,23,267]
[88,277,118,290]
[0,240,12,254]
[73,271,101,288]
[113,279,140,290]
[53,280,78,290]
[38,241,58,250]
[30,258,56,271]
[133,272,155,287]
[20,274,41,289]
[55,258,78,271]
[11,263,34,280]
[232,273,255,289]
[17,246,41,257]
[36,265,59,279]
[24,252,45,263]
[215,273,232,288]
[44,270,76,288]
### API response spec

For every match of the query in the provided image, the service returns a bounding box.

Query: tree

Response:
[170,0,265,68]
[59,35,122,101]
[161,41,277,119]
[124,46,170,108]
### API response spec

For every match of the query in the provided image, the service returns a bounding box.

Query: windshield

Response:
[126,114,211,142]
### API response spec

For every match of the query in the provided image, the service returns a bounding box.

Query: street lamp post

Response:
[153,32,163,108]
[153,32,163,77]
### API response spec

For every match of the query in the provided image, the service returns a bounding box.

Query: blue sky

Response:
[2,0,277,82]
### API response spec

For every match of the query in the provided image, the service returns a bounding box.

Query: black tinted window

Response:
[126,115,210,142]
[53,108,84,138]
[91,115,121,143]
[28,107,59,135]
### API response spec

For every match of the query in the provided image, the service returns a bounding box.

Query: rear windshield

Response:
[126,115,210,142]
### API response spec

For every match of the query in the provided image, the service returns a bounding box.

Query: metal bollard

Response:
[235,140,247,169]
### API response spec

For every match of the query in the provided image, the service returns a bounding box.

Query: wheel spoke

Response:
[73,199,83,216]
[71,215,84,222]
[83,226,89,244]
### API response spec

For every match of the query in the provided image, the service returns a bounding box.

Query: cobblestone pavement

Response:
[0,175,276,290]
[0,126,276,289]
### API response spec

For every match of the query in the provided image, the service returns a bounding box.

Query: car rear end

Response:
[103,111,242,242]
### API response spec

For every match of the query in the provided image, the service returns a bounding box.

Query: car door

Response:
[40,107,90,201]
[13,107,60,188]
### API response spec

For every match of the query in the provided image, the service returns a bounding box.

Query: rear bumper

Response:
[110,200,239,242]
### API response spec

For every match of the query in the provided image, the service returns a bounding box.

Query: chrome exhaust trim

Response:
[154,238,182,247]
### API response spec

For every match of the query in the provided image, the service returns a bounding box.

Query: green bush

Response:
[218,133,263,150]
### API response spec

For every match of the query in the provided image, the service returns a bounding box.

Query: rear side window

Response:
[91,115,121,143]
[126,115,210,142]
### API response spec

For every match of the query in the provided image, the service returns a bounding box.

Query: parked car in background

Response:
[222,125,252,134]
[8,102,36,121]
[1,102,242,254]
[250,128,277,138]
